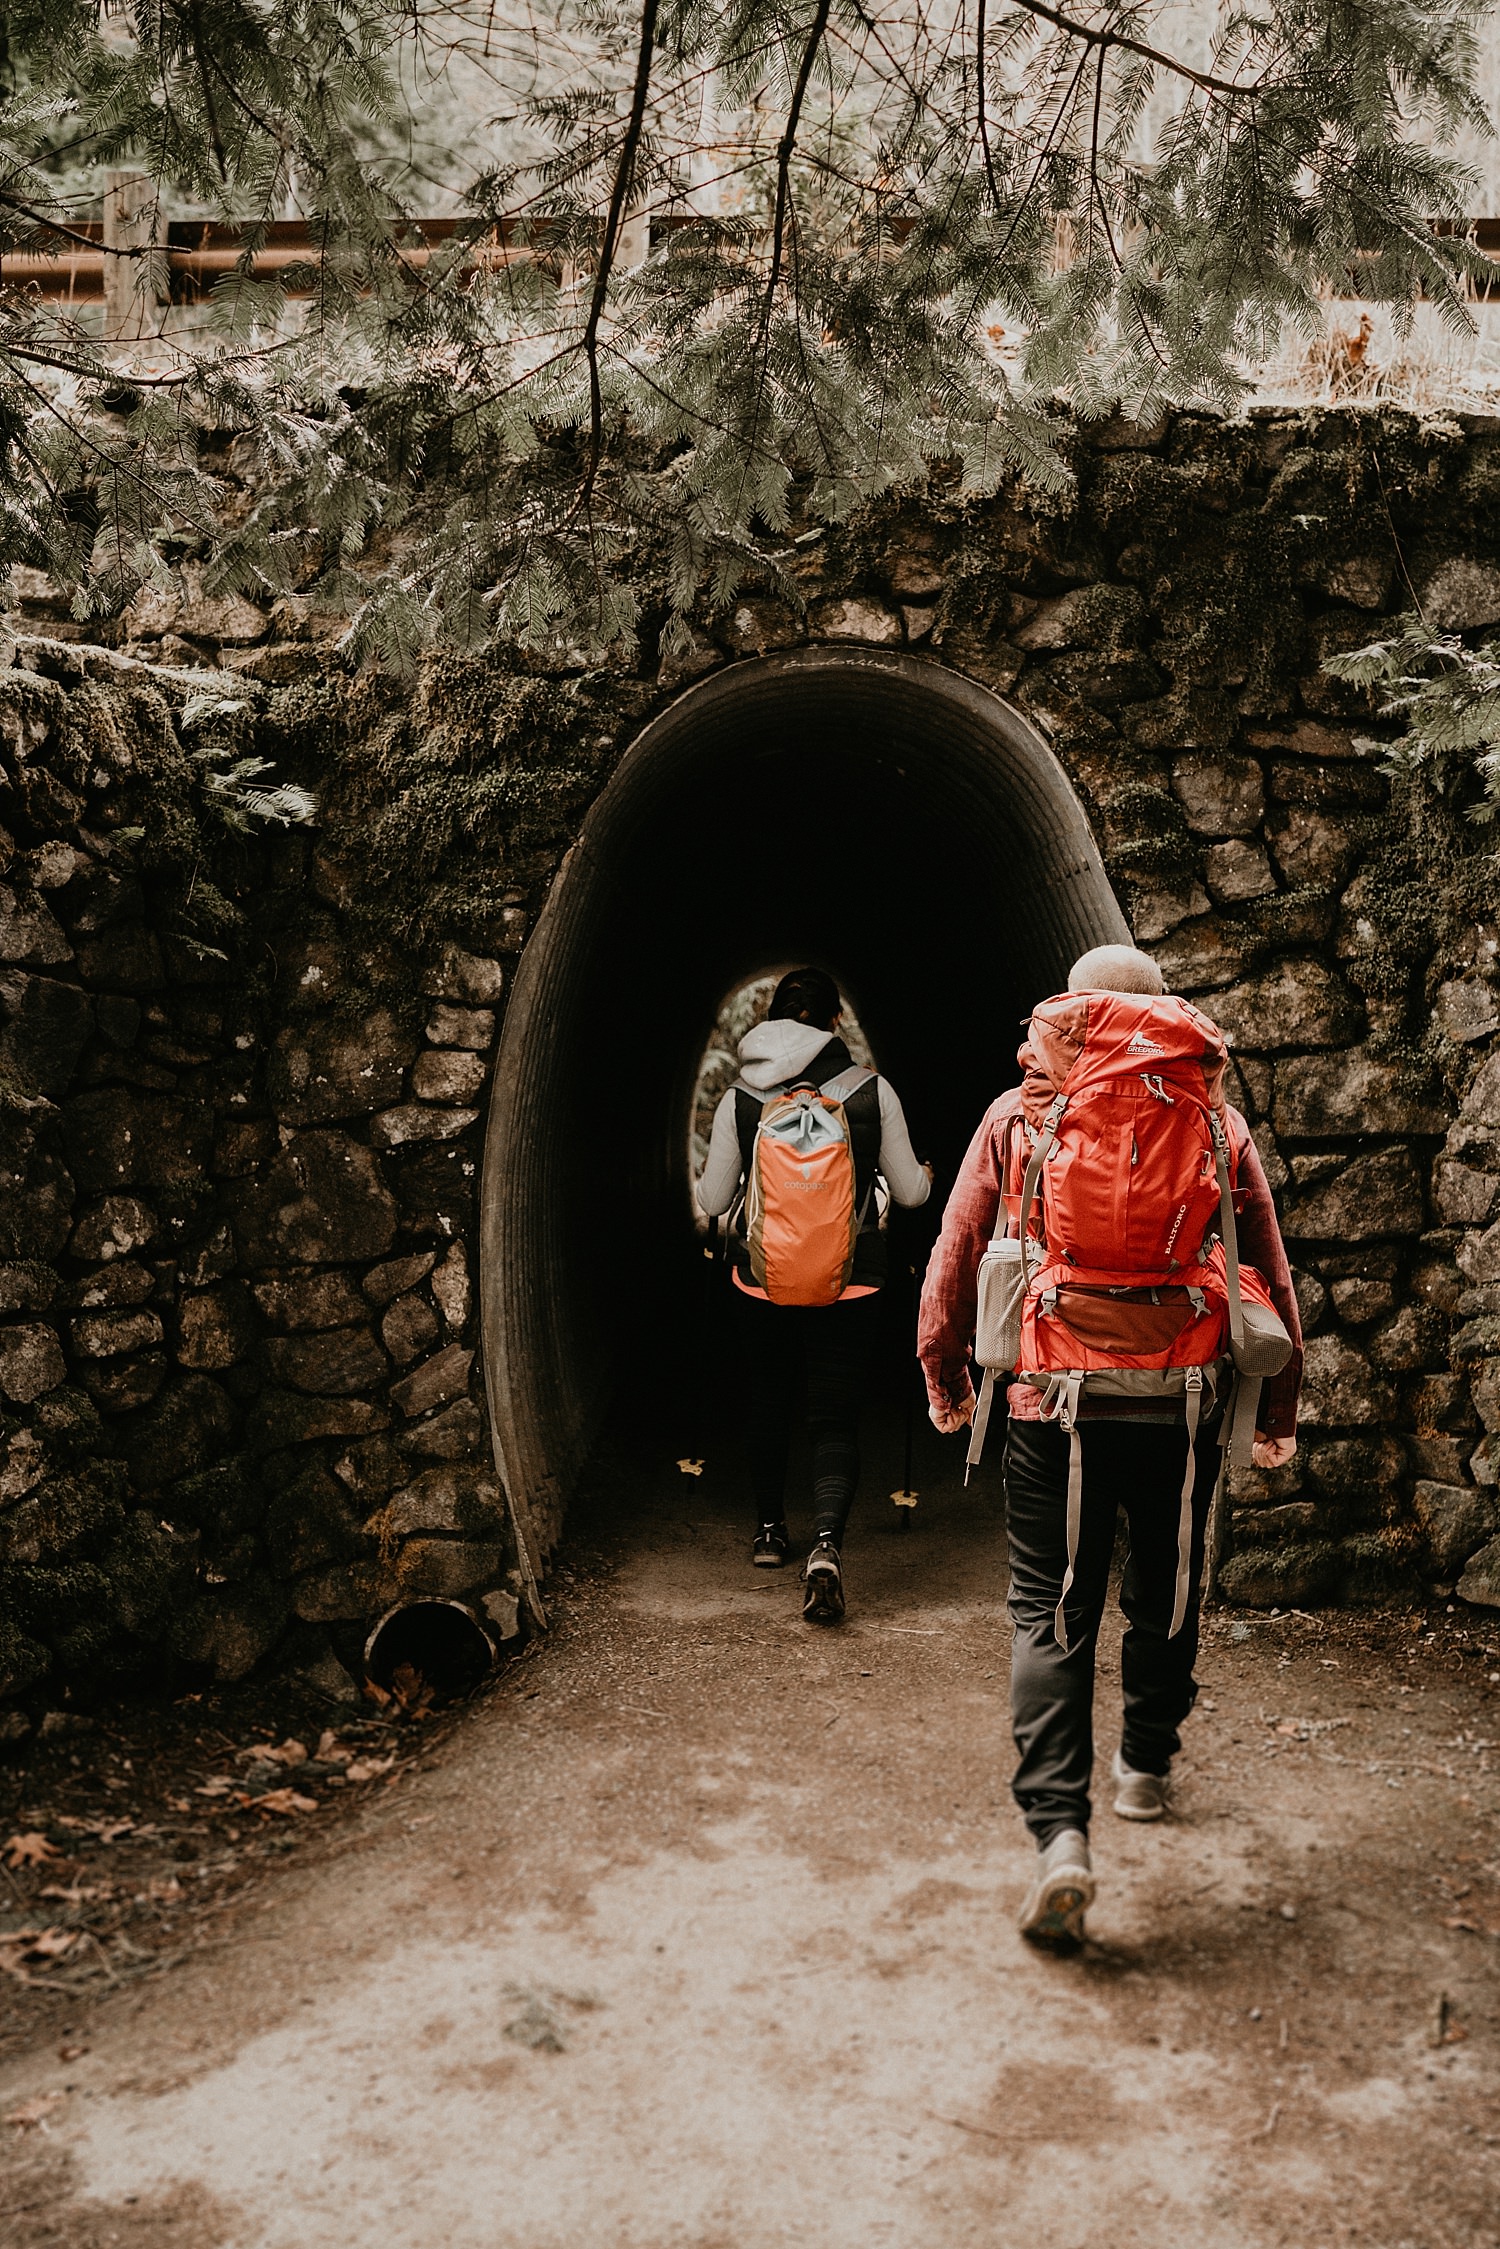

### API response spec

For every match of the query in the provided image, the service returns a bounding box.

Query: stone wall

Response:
[4,403,1500,1722]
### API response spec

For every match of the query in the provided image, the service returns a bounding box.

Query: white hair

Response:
[1067,944,1166,996]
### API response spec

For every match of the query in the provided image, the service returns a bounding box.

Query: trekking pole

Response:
[890,1254,920,1530]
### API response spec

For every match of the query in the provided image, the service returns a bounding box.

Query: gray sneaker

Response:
[1018,1829,1094,1949]
[1112,1750,1170,1822]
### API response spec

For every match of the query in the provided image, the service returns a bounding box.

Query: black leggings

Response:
[738,1291,880,1544]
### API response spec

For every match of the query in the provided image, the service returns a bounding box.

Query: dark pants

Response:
[1002,1413,1223,1846]
[739,1291,879,1544]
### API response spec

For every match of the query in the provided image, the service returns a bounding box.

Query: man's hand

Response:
[1252,1433,1297,1470]
[929,1395,976,1435]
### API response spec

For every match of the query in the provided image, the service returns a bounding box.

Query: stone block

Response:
[81,1351,168,1413]
[1211,959,1362,1051]
[1292,1268,1327,1331]
[1170,754,1264,836]
[251,1269,367,1331]
[0,883,71,967]
[266,1464,368,1578]
[0,1262,55,1315]
[392,1143,475,1240]
[1436,1162,1498,1227]
[74,925,166,992]
[1268,762,1385,810]
[720,600,801,656]
[412,1048,487,1104]
[375,1466,504,1540]
[363,1251,437,1306]
[0,1322,65,1403]
[371,1104,479,1148]
[1265,808,1361,893]
[423,945,505,1006]
[1129,878,1211,944]
[122,1374,238,1490]
[263,1325,388,1396]
[1419,558,1500,631]
[0,972,93,1098]
[1437,979,1500,1045]
[234,1131,398,1267]
[63,1088,212,1193]
[246,1390,390,1450]
[1328,1274,1394,1323]
[68,1195,154,1262]
[1302,1432,1404,1503]
[1472,1359,1500,1434]
[70,1308,163,1359]
[1474,1435,1499,1488]
[390,1345,474,1419]
[1457,1220,1500,1287]
[1412,1373,1478,1432]
[809,598,902,645]
[0,1142,73,1262]
[1204,840,1276,905]
[1369,1304,1447,1374]
[1413,1481,1500,1576]
[381,1292,439,1368]
[1273,1050,1448,1139]
[1147,915,1263,994]
[1217,1541,1346,1607]
[178,1284,256,1370]
[399,1398,484,1459]
[1281,1147,1424,1242]
[1462,1052,1500,1126]
[1298,1333,1395,1426]
[431,1243,470,1334]
[393,1538,505,1602]
[1406,1434,1474,1483]
[170,1578,288,1682]
[1457,1533,1500,1608]
[269,1010,416,1125]
[290,1560,389,1623]
[213,1117,277,1177]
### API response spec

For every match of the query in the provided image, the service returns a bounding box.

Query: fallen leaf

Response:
[1443,1915,1481,1933]
[676,1458,704,1477]
[5,2091,67,2129]
[345,1756,396,1784]
[315,1731,351,1765]
[27,1928,78,1960]
[39,1884,112,1905]
[254,1789,318,1817]
[238,1737,308,1768]
[4,1832,58,1868]
[195,1777,234,1798]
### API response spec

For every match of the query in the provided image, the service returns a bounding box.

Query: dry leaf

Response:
[255,1788,318,1817]
[238,1737,308,1768]
[4,1832,59,1868]
[195,1777,234,1798]
[28,1929,78,1960]
[345,1756,395,1784]
[5,2092,67,2130]
[676,1458,704,1476]
[315,1731,351,1764]
[39,1884,111,1905]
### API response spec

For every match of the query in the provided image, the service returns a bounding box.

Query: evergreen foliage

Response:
[0,0,1490,661]
[1328,614,1500,822]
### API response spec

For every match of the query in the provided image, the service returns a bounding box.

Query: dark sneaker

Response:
[801,1539,845,1623]
[1018,1830,1095,1949]
[752,1522,790,1569]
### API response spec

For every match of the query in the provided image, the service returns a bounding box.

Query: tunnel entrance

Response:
[479,646,1130,1572]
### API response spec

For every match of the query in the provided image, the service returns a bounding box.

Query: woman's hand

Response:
[929,1395,976,1435]
[1252,1434,1297,1470]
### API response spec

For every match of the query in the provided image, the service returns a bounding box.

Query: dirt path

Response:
[3,1407,1499,2248]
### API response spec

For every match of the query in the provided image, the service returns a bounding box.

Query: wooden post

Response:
[102,170,164,346]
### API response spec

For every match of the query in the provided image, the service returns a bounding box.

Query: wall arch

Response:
[480,646,1129,1569]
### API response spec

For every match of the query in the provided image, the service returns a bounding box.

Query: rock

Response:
[122,1374,238,1490]
[0,1262,55,1316]
[1129,879,1211,943]
[482,1587,522,1641]
[290,1560,388,1623]
[1329,1274,1395,1322]
[1472,1359,1500,1434]
[1457,1221,1500,1287]
[431,1243,470,1334]
[0,973,93,1098]
[251,1269,367,1330]
[235,1130,398,1267]
[381,1292,439,1368]
[1407,1434,1473,1483]
[125,568,268,646]
[1419,558,1500,632]
[289,1644,363,1706]
[1281,1146,1424,1242]
[720,599,802,655]
[0,883,71,967]
[1218,1541,1346,1607]
[263,1326,388,1396]
[68,1195,154,1262]
[266,1464,368,1576]
[1268,760,1385,811]
[888,550,946,598]
[390,1345,474,1419]
[1412,1373,1478,1432]
[1147,915,1262,993]
[268,1010,416,1125]
[425,1004,494,1050]
[0,1709,33,1743]
[1317,555,1394,609]
[1436,1162,1498,1227]
[399,1397,484,1458]
[0,1139,73,1261]
[1211,959,1362,1051]
[74,924,166,992]
[245,1391,389,1451]
[1474,1435,1499,1488]
[1273,1050,1448,1138]
[393,1142,474,1238]
[1369,1304,1447,1374]
[170,1577,289,1681]
[363,1251,437,1307]
[1413,1481,1500,1575]
[1437,979,1500,1045]
[393,1539,505,1602]
[373,1465,504,1539]
[1298,1333,1395,1426]
[1457,1533,1500,1608]
[412,1048,487,1104]
[423,946,505,1006]
[1204,840,1276,904]
[0,1322,65,1402]
[1292,1268,1327,1331]
[213,1117,277,1177]
[177,1285,256,1370]
[1462,1052,1500,1126]
[71,1260,153,1312]
[1302,1432,1404,1503]
[370,1104,479,1148]
[81,1350,169,1412]
[1170,755,1265,837]
[1264,808,1361,893]
[70,1308,164,1358]
[62,1088,211,1193]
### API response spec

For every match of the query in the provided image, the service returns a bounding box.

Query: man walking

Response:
[918,945,1301,1946]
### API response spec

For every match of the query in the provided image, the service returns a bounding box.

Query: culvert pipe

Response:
[363,1600,498,1706]
[481,646,1130,1563]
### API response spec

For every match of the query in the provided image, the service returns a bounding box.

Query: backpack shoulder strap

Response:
[819,1064,875,1104]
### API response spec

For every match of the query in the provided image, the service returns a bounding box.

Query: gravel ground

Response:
[1,1401,1498,2248]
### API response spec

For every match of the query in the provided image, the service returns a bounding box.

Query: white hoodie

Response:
[697,1021,931,1218]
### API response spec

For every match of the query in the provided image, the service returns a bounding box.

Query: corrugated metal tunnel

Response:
[480,646,1130,1566]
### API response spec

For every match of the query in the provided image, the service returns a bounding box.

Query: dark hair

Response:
[768,966,841,1028]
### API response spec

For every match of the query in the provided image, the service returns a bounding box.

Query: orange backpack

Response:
[741,1066,875,1305]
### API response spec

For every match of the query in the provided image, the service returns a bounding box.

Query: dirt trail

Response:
[3,1406,1499,2249]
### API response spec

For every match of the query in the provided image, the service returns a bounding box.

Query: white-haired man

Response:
[918,945,1301,1944]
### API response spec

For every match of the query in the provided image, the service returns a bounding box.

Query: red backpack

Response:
[967,991,1291,1646]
